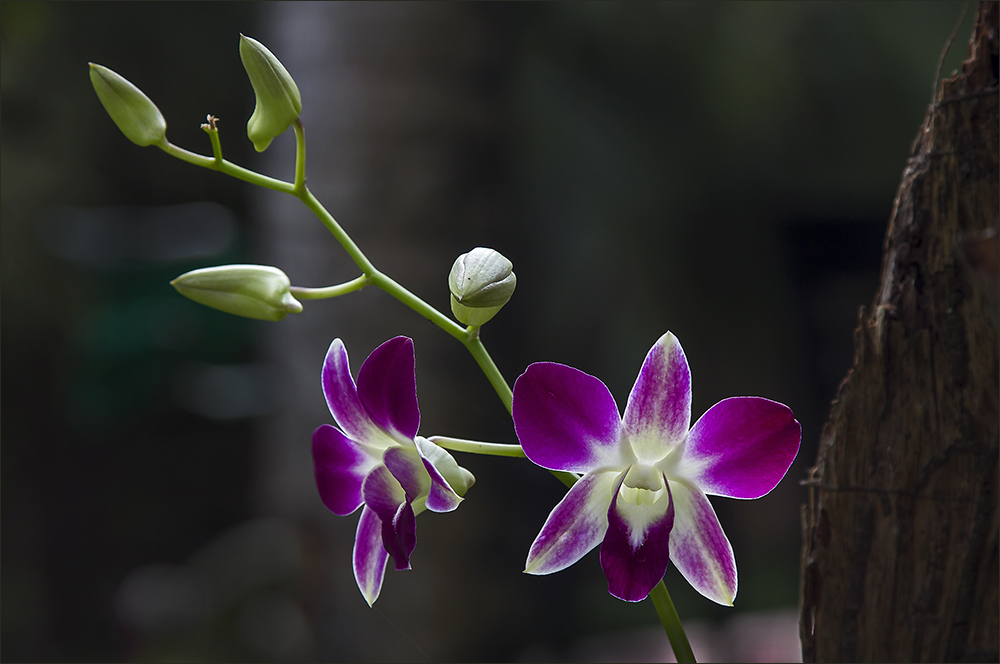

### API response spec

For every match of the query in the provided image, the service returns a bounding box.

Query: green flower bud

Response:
[171,265,303,322]
[239,35,302,152]
[448,247,516,326]
[88,63,167,147]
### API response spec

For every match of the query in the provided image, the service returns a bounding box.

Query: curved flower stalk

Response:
[512,332,800,604]
[312,336,475,605]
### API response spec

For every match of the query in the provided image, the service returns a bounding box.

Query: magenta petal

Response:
[599,481,675,602]
[524,470,623,575]
[322,339,379,442]
[353,506,390,606]
[622,332,692,458]
[513,363,626,473]
[667,480,737,606]
[312,424,379,515]
[682,397,801,499]
[363,465,416,570]
[357,336,420,441]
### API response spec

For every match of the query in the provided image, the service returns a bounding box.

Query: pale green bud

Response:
[171,265,303,322]
[448,247,516,326]
[89,63,167,147]
[239,35,302,152]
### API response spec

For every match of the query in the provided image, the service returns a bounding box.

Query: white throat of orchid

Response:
[616,464,670,549]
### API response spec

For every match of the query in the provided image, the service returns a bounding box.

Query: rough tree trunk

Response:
[800,3,999,662]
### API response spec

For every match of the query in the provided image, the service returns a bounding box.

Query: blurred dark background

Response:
[1,2,974,661]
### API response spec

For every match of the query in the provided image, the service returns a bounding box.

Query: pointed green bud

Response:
[448,247,516,326]
[239,34,302,152]
[88,63,167,147]
[171,265,303,322]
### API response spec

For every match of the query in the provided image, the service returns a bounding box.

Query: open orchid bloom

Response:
[312,336,475,605]
[512,332,800,604]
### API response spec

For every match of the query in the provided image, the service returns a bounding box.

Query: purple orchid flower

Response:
[312,336,475,605]
[512,332,800,604]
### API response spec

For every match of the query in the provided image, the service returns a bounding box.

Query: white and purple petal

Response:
[524,470,623,575]
[599,475,675,602]
[513,363,628,473]
[357,336,420,442]
[680,397,800,499]
[667,480,737,606]
[312,424,381,515]
[383,446,431,503]
[321,339,383,443]
[622,332,692,463]
[414,437,470,513]
[353,506,390,606]
[362,465,417,571]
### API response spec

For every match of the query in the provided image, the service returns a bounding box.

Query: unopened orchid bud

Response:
[89,63,167,147]
[171,265,303,321]
[448,247,516,326]
[239,35,302,152]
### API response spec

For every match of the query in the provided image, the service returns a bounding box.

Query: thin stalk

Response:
[370,271,468,343]
[649,580,697,663]
[429,437,526,458]
[430,435,578,487]
[204,117,224,161]
[160,141,295,194]
[296,187,378,276]
[463,331,513,412]
[293,118,307,193]
[290,275,370,299]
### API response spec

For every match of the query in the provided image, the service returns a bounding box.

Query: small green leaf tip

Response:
[448,247,516,326]
[171,264,303,321]
[89,63,167,147]
[239,34,302,152]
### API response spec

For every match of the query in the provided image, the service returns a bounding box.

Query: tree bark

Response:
[800,3,999,662]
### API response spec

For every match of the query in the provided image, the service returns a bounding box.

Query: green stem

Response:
[293,118,307,194]
[290,275,370,299]
[649,580,697,663]
[371,271,469,343]
[430,435,579,487]
[204,117,224,161]
[296,188,471,335]
[428,436,526,458]
[463,330,513,412]
[160,141,295,194]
